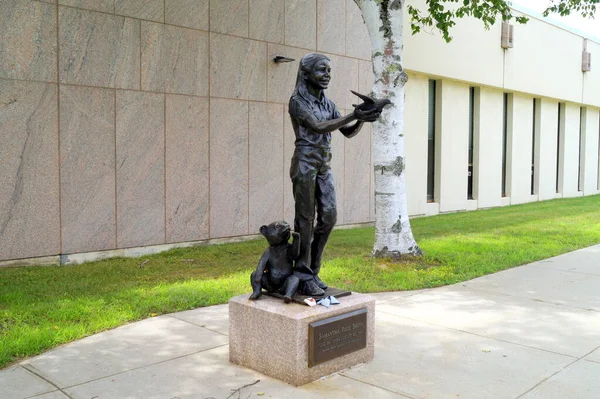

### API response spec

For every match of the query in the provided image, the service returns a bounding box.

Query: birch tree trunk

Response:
[354,0,422,257]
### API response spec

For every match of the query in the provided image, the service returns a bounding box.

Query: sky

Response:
[510,0,600,39]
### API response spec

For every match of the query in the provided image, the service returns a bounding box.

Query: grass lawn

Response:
[1,195,600,368]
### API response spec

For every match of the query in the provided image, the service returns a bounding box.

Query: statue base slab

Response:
[229,291,375,386]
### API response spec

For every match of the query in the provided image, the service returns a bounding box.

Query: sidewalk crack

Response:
[21,364,75,399]
[57,343,230,391]
[340,373,416,398]
[529,264,600,277]
[165,314,228,336]
[460,285,599,313]
[514,357,582,399]
[377,309,581,359]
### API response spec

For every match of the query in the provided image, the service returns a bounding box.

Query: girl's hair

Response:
[292,53,331,99]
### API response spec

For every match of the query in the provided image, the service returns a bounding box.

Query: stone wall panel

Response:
[327,54,359,111]
[59,7,140,89]
[210,99,249,238]
[0,80,59,260]
[210,34,266,101]
[116,91,165,248]
[344,121,371,224]
[285,0,316,50]
[283,105,296,225]
[60,85,116,253]
[210,0,249,37]
[165,0,209,30]
[317,0,346,55]
[249,0,284,43]
[115,0,164,22]
[267,44,308,104]
[345,0,372,60]
[330,124,345,226]
[59,0,113,13]
[165,95,210,243]
[141,22,209,96]
[0,0,57,82]
[249,102,284,233]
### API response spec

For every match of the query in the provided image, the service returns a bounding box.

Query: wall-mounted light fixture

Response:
[582,39,592,72]
[501,22,514,49]
[273,56,295,63]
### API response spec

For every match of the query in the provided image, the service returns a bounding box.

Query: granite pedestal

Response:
[229,292,375,386]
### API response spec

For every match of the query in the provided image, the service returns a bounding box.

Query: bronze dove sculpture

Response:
[351,90,392,114]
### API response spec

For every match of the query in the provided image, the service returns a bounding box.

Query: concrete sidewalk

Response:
[2,245,600,399]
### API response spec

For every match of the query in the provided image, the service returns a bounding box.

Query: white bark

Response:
[354,0,422,257]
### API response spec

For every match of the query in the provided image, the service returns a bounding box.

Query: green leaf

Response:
[407,0,596,42]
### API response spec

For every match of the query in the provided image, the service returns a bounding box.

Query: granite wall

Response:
[0,0,374,262]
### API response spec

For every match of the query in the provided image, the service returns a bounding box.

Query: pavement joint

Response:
[338,373,416,398]
[165,314,229,336]
[374,292,422,305]
[579,344,600,359]
[529,264,600,277]
[460,285,600,313]
[377,308,582,359]
[24,393,65,399]
[514,357,585,399]
[20,364,74,399]
[580,344,600,366]
[47,343,230,392]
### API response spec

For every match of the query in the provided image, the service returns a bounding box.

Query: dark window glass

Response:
[468,87,475,200]
[556,103,563,193]
[502,93,508,197]
[427,80,436,202]
[531,99,537,195]
[578,107,584,192]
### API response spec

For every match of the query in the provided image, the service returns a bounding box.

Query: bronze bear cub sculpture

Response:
[249,221,300,303]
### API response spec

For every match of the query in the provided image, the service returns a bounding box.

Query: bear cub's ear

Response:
[259,225,268,236]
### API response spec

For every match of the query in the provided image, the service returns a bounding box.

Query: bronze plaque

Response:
[308,308,367,367]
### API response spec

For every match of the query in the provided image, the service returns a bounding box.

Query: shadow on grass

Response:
[1,194,600,368]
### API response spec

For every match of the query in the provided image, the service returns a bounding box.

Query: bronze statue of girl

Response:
[289,53,380,296]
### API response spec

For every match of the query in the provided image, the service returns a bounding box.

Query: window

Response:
[578,107,585,192]
[531,99,539,195]
[598,112,600,191]
[427,80,436,202]
[468,87,475,200]
[556,103,564,193]
[502,93,509,197]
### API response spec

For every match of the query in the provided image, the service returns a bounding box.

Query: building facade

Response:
[1,0,598,266]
